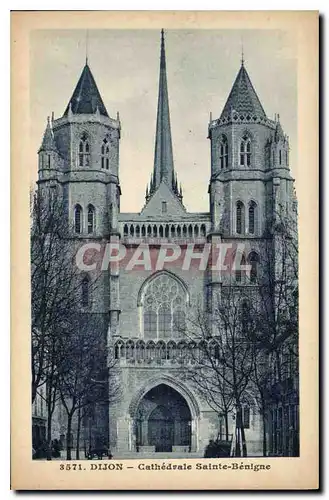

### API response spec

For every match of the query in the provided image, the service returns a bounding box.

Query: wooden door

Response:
[148,406,174,452]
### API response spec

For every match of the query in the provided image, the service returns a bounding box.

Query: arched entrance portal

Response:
[135,384,192,453]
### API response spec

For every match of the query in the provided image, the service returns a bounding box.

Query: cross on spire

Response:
[85,30,89,65]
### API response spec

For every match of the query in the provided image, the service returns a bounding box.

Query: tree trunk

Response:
[45,382,54,461]
[241,422,247,457]
[66,414,73,460]
[32,382,37,405]
[46,402,53,461]
[235,406,247,457]
[76,406,81,460]
[262,410,267,457]
[224,412,229,442]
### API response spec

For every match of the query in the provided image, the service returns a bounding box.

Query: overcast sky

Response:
[30,29,297,213]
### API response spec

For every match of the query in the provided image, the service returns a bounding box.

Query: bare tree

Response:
[182,207,298,457]
[184,286,255,457]
[31,189,78,403]
[57,315,121,460]
[31,189,79,457]
[244,209,299,455]
[30,187,101,458]
[183,309,233,442]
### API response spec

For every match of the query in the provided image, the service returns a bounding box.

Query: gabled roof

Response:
[63,62,109,117]
[220,63,266,119]
[38,117,57,153]
[140,180,186,218]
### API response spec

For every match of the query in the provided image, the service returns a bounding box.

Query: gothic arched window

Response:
[78,134,90,167]
[236,201,245,234]
[248,251,259,283]
[235,253,246,283]
[240,135,251,167]
[220,135,228,169]
[101,138,110,170]
[248,201,257,235]
[74,204,83,234]
[142,273,187,340]
[81,276,89,308]
[87,204,95,234]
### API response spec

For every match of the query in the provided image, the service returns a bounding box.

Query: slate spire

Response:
[63,61,109,117]
[220,61,266,119]
[152,29,175,189]
[38,116,57,153]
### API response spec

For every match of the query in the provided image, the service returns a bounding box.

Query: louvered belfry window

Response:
[78,133,90,167]
[220,135,228,169]
[240,136,251,166]
[74,204,82,234]
[87,205,95,234]
[101,138,110,170]
[236,201,245,234]
[248,201,257,235]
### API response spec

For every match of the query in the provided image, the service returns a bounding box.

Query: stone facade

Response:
[36,32,297,458]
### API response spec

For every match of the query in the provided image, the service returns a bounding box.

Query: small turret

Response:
[38,116,57,153]
[38,116,59,173]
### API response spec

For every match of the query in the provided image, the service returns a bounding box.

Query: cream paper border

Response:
[11,10,319,490]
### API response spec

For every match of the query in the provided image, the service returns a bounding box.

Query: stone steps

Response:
[113,452,203,460]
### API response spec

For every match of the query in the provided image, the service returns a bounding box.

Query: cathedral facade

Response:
[36,31,297,457]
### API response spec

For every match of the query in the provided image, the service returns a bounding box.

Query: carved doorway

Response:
[148,405,174,452]
[135,384,191,453]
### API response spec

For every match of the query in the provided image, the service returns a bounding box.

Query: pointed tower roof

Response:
[38,117,57,153]
[153,29,175,188]
[274,116,285,141]
[220,62,266,119]
[63,62,109,117]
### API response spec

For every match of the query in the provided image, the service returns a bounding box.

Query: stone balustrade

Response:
[120,222,209,241]
[113,338,221,365]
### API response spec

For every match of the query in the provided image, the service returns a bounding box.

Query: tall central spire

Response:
[145,30,182,205]
[153,29,175,189]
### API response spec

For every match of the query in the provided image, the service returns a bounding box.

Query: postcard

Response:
[11,10,319,490]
